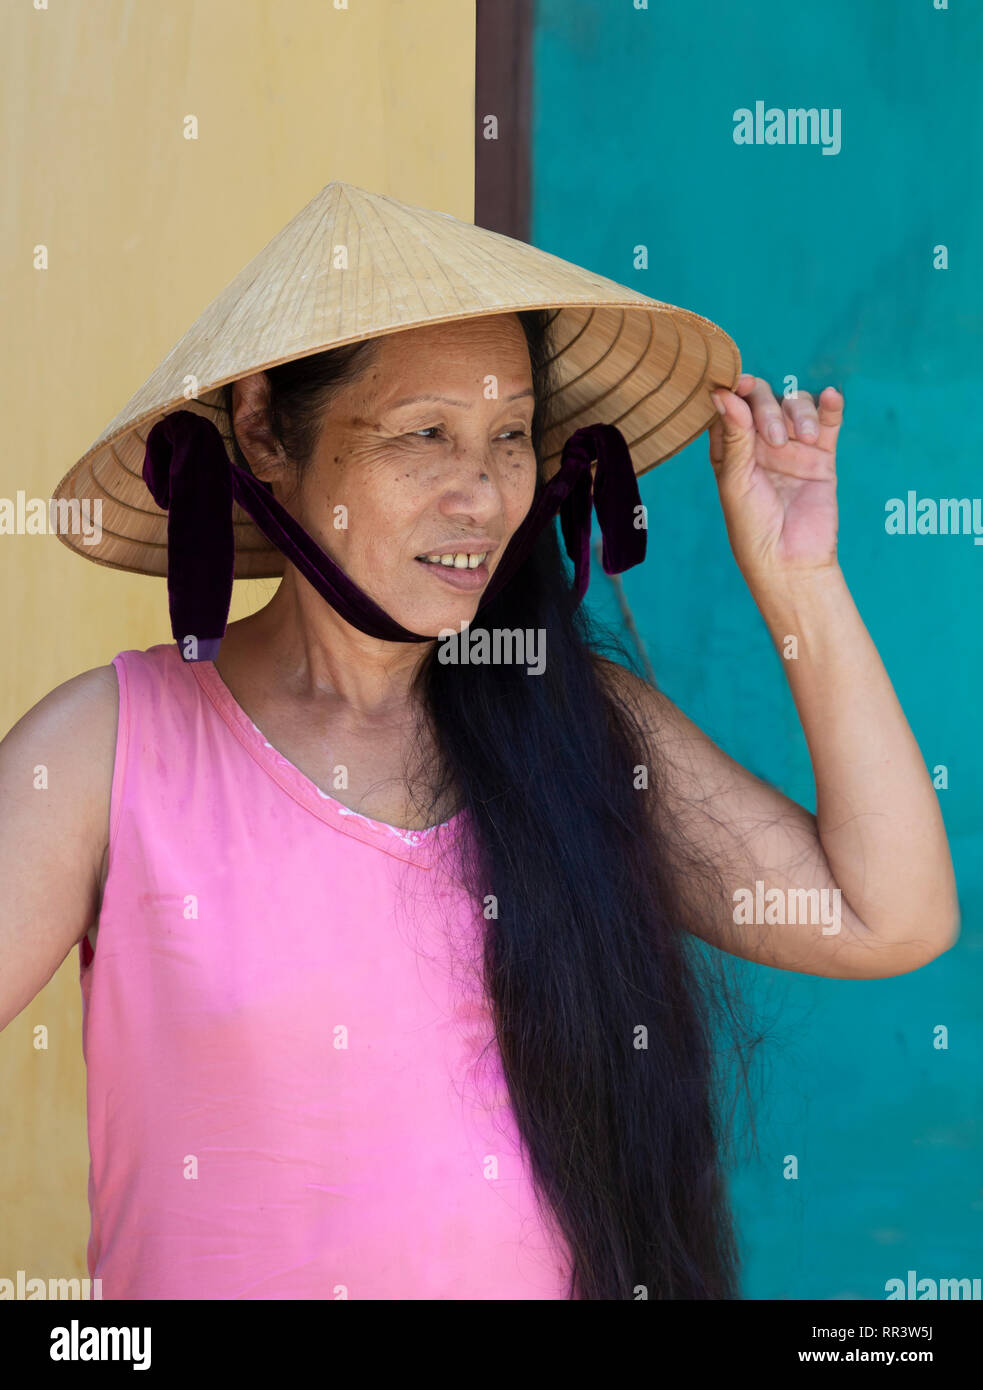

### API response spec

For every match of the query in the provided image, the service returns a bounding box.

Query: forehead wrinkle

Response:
[383,388,536,413]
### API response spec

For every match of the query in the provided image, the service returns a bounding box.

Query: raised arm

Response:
[595,375,958,980]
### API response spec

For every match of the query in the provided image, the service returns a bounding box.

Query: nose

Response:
[435,449,506,523]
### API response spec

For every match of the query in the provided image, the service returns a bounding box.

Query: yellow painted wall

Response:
[1,0,475,1285]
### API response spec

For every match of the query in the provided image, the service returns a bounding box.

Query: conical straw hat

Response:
[51,180,741,580]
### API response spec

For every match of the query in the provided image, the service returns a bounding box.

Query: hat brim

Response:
[50,184,740,579]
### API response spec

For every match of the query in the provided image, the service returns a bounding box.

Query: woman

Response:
[1,185,958,1301]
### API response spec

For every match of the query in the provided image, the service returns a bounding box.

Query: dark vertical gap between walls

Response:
[474,0,531,237]
[474,2,651,677]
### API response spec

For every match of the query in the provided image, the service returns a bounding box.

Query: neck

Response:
[226,567,437,719]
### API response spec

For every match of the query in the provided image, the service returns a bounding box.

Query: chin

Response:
[404,602,482,638]
[372,565,487,637]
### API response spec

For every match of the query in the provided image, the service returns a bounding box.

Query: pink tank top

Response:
[79,642,573,1299]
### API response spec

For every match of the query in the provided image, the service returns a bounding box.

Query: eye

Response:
[407,427,529,441]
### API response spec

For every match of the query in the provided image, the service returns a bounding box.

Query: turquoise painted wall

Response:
[532,0,981,1299]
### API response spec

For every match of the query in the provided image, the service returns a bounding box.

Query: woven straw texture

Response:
[51,181,741,578]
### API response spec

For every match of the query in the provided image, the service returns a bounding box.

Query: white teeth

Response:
[420,552,487,568]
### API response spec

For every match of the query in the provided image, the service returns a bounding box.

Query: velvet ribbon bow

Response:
[142,409,646,659]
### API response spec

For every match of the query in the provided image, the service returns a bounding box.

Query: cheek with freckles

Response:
[299,449,401,558]
[318,467,430,594]
[302,438,537,596]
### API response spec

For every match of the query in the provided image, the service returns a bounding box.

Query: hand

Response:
[708,375,844,585]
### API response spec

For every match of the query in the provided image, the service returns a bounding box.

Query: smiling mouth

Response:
[413,550,492,590]
[414,551,489,570]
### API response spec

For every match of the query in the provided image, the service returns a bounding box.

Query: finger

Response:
[815,386,844,453]
[708,389,756,485]
[707,413,731,479]
[781,390,819,443]
[740,376,789,447]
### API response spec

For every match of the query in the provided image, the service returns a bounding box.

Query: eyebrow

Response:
[383,389,535,411]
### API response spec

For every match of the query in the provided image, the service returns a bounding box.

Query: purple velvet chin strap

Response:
[141,409,647,661]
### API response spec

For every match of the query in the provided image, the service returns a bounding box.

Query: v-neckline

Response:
[179,646,463,868]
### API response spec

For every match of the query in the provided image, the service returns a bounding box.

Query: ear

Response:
[229,373,289,484]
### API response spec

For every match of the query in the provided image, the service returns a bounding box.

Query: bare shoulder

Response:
[590,652,652,707]
[590,653,687,749]
[1,662,119,846]
[0,664,120,1027]
[591,650,783,807]
[3,663,119,756]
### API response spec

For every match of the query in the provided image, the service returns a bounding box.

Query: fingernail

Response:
[768,421,787,445]
[712,392,726,415]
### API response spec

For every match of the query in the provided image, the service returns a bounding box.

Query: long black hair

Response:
[222,313,761,1299]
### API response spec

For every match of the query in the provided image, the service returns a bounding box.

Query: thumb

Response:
[708,389,756,487]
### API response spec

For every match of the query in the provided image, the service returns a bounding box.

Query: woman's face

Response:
[283,313,539,637]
